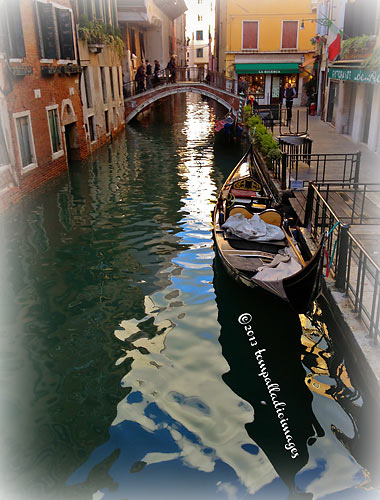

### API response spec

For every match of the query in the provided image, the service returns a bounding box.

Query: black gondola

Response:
[212,145,324,313]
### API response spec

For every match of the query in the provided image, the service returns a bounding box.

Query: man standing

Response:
[284,83,296,124]
[135,63,145,93]
[145,60,152,89]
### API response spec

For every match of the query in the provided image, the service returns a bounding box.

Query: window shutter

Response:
[56,9,75,60]
[6,0,26,58]
[282,21,298,49]
[242,22,258,50]
[37,2,58,59]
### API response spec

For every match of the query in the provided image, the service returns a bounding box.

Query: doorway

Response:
[64,123,79,162]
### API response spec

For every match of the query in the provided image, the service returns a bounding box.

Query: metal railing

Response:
[122,67,240,98]
[313,182,380,225]
[272,151,361,190]
[304,183,380,341]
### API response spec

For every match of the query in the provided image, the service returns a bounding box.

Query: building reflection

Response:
[300,299,380,491]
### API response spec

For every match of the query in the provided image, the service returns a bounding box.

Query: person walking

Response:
[135,63,145,93]
[145,60,152,89]
[284,82,296,125]
[166,56,176,83]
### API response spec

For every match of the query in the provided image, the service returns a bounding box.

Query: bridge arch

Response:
[124,83,242,124]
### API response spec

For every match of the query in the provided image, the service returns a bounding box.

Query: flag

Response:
[328,31,342,61]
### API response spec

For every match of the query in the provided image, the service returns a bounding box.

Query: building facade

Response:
[117,0,187,95]
[0,0,88,209]
[323,0,380,153]
[186,0,215,71]
[215,0,317,105]
[74,0,125,153]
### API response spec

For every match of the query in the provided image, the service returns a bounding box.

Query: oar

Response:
[283,230,305,266]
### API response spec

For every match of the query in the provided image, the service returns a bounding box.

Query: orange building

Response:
[215,0,317,105]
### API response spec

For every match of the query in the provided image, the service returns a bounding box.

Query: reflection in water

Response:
[300,300,380,492]
[213,256,323,499]
[0,93,379,500]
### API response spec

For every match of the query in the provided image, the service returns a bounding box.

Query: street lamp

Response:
[300,16,333,30]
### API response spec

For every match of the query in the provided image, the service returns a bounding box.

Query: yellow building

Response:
[215,0,317,105]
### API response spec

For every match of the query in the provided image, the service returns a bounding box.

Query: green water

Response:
[0,94,379,500]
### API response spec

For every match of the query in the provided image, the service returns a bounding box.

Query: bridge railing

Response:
[123,67,239,98]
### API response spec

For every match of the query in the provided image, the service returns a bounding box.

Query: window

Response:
[113,107,117,129]
[109,67,115,99]
[139,32,145,59]
[196,31,203,40]
[83,67,93,108]
[282,21,298,49]
[117,67,122,99]
[104,110,110,134]
[242,21,258,50]
[0,123,10,167]
[36,2,75,60]
[47,107,62,155]
[14,112,36,169]
[1,0,26,59]
[88,116,96,142]
[100,67,107,103]
[86,0,93,20]
[95,0,103,20]
[129,29,136,56]
[196,48,203,58]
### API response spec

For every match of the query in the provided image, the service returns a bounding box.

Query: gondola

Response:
[214,112,243,139]
[212,145,324,313]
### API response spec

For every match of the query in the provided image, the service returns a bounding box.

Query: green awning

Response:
[235,63,300,74]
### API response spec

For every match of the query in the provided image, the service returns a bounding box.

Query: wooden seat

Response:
[228,206,253,219]
[259,209,283,227]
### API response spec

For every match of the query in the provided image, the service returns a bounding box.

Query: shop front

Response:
[235,63,300,105]
[327,66,380,149]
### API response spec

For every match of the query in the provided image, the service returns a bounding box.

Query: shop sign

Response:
[329,67,380,84]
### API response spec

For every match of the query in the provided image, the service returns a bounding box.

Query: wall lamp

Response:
[300,17,332,30]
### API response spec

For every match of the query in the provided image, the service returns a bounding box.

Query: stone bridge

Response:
[123,82,243,123]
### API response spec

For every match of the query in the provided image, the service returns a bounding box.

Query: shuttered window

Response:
[109,67,115,99]
[3,0,26,58]
[37,3,58,59]
[15,115,34,168]
[282,21,298,49]
[36,2,75,60]
[56,8,75,60]
[47,108,62,154]
[242,21,258,50]
[0,123,10,167]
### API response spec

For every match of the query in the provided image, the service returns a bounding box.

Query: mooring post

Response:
[335,224,350,292]
[281,153,287,190]
[354,150,361,185]
[304,182,314,228]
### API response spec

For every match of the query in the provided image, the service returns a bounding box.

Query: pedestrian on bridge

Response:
[153,60,161,86]
[166,56,176,84]
[146,60,152,89]
[135,63,145,94]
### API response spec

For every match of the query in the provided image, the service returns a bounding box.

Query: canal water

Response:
[0,94,379,500]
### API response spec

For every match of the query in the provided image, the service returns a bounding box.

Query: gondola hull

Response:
[212,145,324,313]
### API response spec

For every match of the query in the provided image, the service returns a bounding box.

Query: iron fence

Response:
[313,182,380,225]
[304,183,380,341]
[272,151,361,190]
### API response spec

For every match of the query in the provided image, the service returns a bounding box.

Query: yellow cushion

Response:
[229,207,253,219]
[259,210,282,227]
